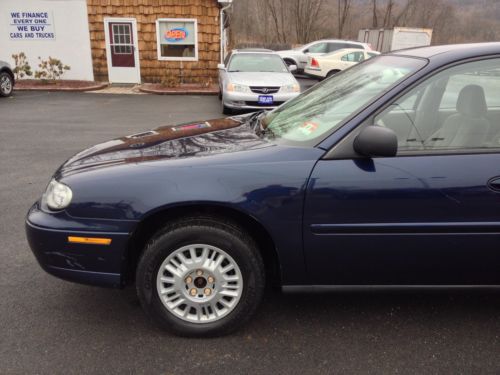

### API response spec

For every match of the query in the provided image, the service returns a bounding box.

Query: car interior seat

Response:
[429,84,491,149]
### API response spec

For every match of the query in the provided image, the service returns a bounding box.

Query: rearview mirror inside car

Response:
[353,126,398,158]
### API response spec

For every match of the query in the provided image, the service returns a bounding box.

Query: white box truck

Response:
[358,27,433,53]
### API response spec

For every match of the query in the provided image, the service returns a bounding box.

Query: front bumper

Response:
[26,202,136,288]
[223,91,299,110]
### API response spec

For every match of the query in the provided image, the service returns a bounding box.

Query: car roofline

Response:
[232,49,275,54]
[390,42,500,60]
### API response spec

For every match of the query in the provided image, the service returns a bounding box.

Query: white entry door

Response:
[104,18,141,83]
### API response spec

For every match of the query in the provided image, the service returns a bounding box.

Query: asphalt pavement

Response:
[1,90,499,374]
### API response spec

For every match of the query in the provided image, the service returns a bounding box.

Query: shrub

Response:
[34,57,70,81]
[160,70,180,88]
[11,52,33,80]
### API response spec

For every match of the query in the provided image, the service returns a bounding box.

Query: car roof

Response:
[326,48,373,55]
[309,39,366,45]
[232,48,275,54]
[392,42,500,60]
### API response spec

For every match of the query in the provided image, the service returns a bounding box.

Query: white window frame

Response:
[156,18,198,62]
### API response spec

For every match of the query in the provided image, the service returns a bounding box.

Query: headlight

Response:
[227,83,251,93]
[280,84,300,93]
[42,179,73,210]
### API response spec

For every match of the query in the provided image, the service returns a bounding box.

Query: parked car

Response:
[304,48,380,79]
[27,43,500,337]
[218,49,300,115]
[0,61,15,97]
[276,39,371,72]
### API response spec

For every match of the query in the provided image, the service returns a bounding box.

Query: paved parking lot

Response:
[1,91,500,374]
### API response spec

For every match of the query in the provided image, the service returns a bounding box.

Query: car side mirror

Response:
[288,64,298,73]
[353,126,398,157]
[217,63,226,70]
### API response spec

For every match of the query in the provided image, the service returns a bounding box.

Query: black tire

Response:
[284,59,301,75]
[0,72,13,97]
[136,217,265,337]
[326,70,340,79]
[222,101,233,116]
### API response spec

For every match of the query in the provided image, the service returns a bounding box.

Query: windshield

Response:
[261,55,427,146]
[228,53,288,73]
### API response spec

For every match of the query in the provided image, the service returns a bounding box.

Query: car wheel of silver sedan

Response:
[221,95,233,115]
[136,217,265,337]
[0,72,13,97]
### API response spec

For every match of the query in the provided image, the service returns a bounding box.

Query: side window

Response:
[353,52,365,62]
[373,58,500,152]
[341,53,349,62]
[327,43,343,53]
[341,53,360,62]
[307,42,328,54]
[344,43,363,50]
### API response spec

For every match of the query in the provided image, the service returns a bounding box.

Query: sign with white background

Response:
[0,0,93,81]
[9,11,55,40]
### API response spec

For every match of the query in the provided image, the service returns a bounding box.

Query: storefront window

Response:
[156,18,198,61]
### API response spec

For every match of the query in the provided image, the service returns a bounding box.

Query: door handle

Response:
[487,177,500,192]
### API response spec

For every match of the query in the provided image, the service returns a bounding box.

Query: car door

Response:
[304,57,500,286]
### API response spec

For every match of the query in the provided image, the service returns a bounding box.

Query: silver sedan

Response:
[218,50,301,115]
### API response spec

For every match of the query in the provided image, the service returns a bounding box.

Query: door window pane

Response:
[342,52,364,62]
[344,43,363,50]
[374,58,500,151]
[327,43,343,53]
[307,43,328,53]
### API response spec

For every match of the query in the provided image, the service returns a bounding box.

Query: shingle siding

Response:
[87,0,220,83]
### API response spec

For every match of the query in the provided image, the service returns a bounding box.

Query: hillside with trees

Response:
[228,0,500,49]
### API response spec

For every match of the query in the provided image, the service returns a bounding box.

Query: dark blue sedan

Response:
[26,43,500,336]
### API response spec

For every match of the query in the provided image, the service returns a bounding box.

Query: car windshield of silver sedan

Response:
[261,55,427,146]
[228,53,289,73]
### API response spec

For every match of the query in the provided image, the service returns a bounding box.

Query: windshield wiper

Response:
[246,110,265,130]
[257,126,275,138]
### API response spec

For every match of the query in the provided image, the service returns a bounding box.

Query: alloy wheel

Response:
[156,244,243,323]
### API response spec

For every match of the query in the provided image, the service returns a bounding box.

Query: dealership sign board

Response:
[9,11,55,40]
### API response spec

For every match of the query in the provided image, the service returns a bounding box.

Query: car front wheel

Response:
[0,72,13,97]
[136,217,265,337]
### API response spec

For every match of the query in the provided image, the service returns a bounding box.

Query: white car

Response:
[218,49,301,115]
[276,39,371,72]
[304,49,381,79]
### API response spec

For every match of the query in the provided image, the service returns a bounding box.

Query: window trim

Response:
[156,18,198,62]
[323,55,500,159]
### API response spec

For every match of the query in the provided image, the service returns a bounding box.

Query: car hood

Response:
[56,116,270,178]
[228,72,296,87]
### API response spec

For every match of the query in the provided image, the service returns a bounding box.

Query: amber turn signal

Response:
[68,236,112,245]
